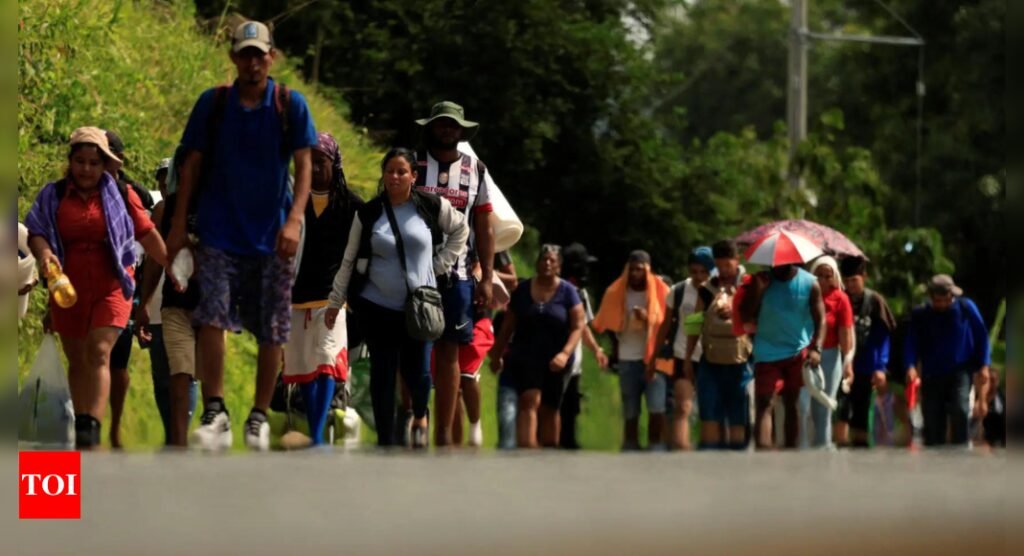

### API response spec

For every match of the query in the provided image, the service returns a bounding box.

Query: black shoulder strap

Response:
[274,82,291,155]
[382,200,412,296]
[207,85,230,153]
[412,190,443,246]
[860,288,876,320]
[672,282,685,315]
[698,282,714,312]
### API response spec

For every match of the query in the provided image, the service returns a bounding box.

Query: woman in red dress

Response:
[26,127,168,449]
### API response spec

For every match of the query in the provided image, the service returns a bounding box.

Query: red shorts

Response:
[431,317,495,379]
[754,350,806,398]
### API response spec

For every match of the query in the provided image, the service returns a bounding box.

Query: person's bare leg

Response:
[198,326,226,400]
[109,366,129,449]
[834,420,850,447]
[783,390,800,449]
[168,374,192,446]
[452,391,465,446]
[701,421,722,447]
[462,376,482,425]
[253,343,282,412]
[433,341,460,446]
[83,327,120,421]
[517,391,541,448]
[727,425,747,448]
[60,336,88,418]
[672,380,694,450]
[755,396,775,449]
[538,406,559,447]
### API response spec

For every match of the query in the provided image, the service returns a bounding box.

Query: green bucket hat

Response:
[415,101,479,140]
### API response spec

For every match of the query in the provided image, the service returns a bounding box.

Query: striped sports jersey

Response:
[415,150,493,280]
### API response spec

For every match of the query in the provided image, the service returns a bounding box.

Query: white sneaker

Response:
[192,408,232,451]
[244,413,270,451]
[468,421,483,447]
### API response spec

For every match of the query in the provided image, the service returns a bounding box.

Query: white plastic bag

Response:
[170,248,194,287]
[18,335,75,449]
[802,362,837,411]
[458,141,524,251]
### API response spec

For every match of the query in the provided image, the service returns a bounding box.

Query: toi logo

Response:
[19,452,81,519]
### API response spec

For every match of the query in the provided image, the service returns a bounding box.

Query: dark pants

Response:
[147,325,198,445]
[353,296,433,447]
[921,371,971,446]
[559,374,582,449]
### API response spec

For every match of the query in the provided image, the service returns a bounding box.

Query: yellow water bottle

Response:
[45,261,77,308]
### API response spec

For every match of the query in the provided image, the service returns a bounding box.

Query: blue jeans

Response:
[799,347,842,448]
[497,385,518,450]
[148,324,198,445]
[617,360,667,420]
[921,370,971,446]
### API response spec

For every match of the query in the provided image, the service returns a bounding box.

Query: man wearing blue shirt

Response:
[905,274,991,447]
[166,21,317,451]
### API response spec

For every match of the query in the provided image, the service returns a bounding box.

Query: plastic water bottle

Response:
[45,262,77,308]
[170,249,194,286]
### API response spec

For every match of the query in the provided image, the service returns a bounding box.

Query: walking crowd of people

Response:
[21,21,1004,453]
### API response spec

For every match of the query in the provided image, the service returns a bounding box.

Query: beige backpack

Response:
[701,282,752,365]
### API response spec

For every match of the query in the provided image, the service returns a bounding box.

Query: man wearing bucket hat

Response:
[167,20,318,451]
[414,101,495,447]
[905,274,991,446]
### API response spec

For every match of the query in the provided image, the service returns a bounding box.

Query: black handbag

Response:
[383,200,445,342]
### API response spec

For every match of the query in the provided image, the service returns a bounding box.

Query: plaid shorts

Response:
[192,245,294,345]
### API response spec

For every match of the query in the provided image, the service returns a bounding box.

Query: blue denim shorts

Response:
[696,360,752,426]
[617,360,668,419]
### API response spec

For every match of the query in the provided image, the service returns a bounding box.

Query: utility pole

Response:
[786,0,925,220]
[787,0,808,196]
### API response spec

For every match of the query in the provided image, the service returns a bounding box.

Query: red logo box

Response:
[19,451,81,519]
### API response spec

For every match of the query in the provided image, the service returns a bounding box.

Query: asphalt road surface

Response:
[8,448,1021,555]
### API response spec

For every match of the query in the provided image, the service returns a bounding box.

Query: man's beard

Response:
[426,133,458,151]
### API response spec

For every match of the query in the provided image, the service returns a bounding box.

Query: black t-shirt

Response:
[506,278,581,371]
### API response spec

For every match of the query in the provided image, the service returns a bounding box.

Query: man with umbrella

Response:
[738,230,827,449]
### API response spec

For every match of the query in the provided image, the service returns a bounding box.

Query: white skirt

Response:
[284,306,349,384]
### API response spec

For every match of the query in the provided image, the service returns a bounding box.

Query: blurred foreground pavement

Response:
[7,448,1022,555]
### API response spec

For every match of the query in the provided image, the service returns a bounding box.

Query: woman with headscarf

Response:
[25,127,168,449]
[284,132,365,446]
[649,246,714,450]
[801,255,854,449]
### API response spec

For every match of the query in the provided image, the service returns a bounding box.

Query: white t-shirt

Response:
[570,288,595,377]
[666,278,701,361]
[618,288,648,361]
[414,151,492,281]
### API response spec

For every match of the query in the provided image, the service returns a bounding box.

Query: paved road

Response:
[8,448,1021,555]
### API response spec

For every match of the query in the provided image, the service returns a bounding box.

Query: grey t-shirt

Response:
[359,201,436,311]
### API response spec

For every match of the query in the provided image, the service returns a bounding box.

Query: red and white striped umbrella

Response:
[744,230,823,267]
